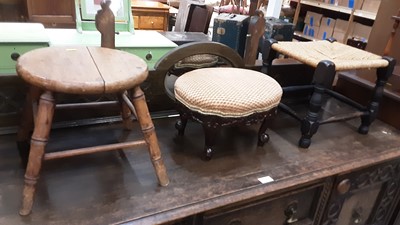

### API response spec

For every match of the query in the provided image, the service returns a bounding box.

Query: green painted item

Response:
[45,29,177,70]
[0,23,49,75]
[0,0,177,74]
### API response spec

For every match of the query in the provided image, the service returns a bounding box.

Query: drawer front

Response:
[203,184,327,225]
[136,16,165,30]
[120,47,174,70]
[0,43,48,75]
[321,160,400,225]
[41,22,76,29]
[30,15,76,28]
[133,16,140,29]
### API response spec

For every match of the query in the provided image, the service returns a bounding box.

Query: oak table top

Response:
[16,46,148,94]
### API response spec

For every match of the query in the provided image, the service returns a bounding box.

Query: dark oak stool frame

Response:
[263,38,396,148]
[16,1,169,216]
[175,103,277,160]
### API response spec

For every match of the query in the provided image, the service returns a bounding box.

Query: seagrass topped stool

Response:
[15,46,169,215]
[264,38,396,148]
[174,67,283,160]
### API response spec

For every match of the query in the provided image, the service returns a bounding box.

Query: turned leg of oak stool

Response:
[359,57,396,134]
[20,91,55,216]
[131,86,169,186]
[17,86,42,167]
[299,61,335,148]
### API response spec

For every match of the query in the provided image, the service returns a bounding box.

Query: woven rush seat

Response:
[271,40,389,71]
[174,67,283,160]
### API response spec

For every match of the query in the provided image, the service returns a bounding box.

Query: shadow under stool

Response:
[15,46,169,215]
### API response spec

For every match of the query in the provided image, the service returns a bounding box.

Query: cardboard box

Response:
[303,24,320,38]
[338,0,363,9]
[321,17,336,28]
[318,26,334,40]
[361,0,381,13]
[304,11,323,27]
[351,22,372,41]
[317,17,335,40]
[332,30,346,43]
[324,0,339,5]
[334,19,350,32]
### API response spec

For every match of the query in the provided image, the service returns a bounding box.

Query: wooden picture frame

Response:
[75,0,134,33]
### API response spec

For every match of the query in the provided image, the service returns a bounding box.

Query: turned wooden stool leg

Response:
[20,90,55,216]
[299,61,336,148]
[17,86,42,167]
[131,86,169,186]
[359,57,396,134]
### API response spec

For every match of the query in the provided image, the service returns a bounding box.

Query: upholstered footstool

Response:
[174,67,283,160]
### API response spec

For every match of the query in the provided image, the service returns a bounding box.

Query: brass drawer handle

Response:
[352,207,363,224]
[285,201,299,224]
[337,179,351,194]
[228,219,242,225]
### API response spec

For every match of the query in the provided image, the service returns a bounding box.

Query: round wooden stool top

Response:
[16,46,148,94]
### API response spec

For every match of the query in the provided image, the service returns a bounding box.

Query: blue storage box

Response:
[212,13,250,57]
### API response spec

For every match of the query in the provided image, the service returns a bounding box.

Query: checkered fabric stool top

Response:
[174,67,283,118]
[173,67,283,160]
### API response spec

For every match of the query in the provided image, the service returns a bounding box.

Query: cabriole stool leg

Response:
[258,116,271,147]
[202,122,219,161]
[175,110,188,136]
[20,91,55,216]
[131,86,169,186]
